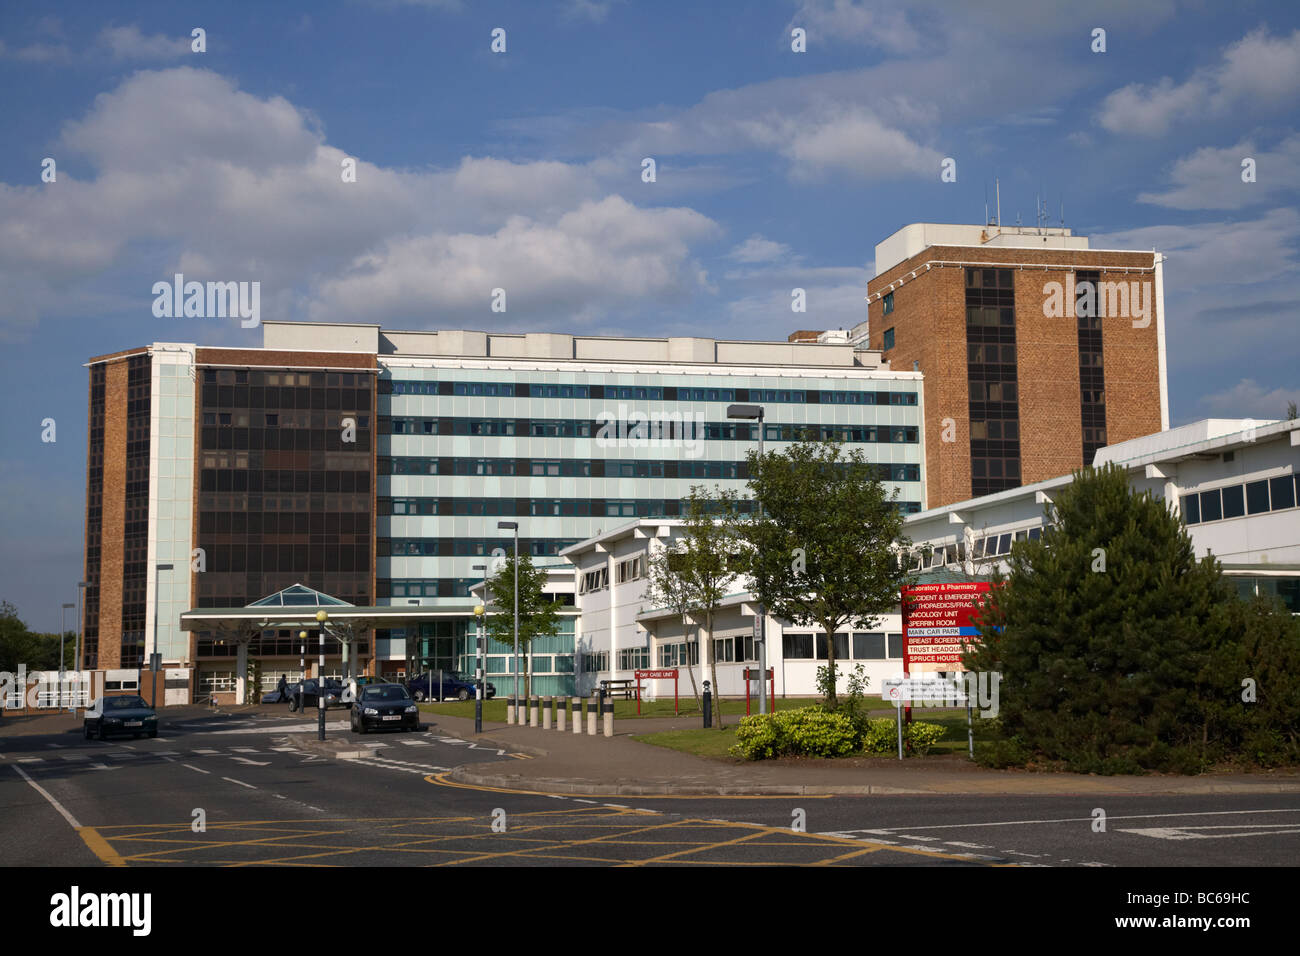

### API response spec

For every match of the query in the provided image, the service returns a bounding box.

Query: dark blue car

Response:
[406,671,494,702]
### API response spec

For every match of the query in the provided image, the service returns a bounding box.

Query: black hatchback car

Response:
[350,683,420,734]
[84,695,159,740]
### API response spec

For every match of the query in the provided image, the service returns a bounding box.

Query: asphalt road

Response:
[3,711,1297,868]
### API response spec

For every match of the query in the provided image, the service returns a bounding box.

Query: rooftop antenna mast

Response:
[995,178,1001,228]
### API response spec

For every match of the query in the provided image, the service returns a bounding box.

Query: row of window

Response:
[382,538,581,558]
[783,632,905,661]
[383,457,920,482]
[386,497,760,519]
[386,378,919,406]
[1182,474,1298,525]
[385,417,920,444]
[203,370,367,387]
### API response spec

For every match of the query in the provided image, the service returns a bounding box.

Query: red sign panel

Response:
[901,583,993,668]
[635,669,679,680]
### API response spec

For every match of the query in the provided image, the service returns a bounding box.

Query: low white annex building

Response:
[559,418,1299,701]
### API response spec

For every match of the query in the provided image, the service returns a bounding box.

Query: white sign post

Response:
[882,677,970,760]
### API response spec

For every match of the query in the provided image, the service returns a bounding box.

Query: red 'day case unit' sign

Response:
[901,583,994,667]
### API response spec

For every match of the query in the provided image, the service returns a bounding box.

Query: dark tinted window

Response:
[1182,494,1200,524]
[1246,480,1270,515]
[1221,484,1245,519]
[107,696,146,709]
[362,685,411,701]
[1270,476,1296,511]
[783,634,813,659]
[1200,489,1222,522]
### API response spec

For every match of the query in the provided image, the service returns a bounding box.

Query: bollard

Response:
[603,694,614,738]
[572,698,582,734]
[702,680,712,729]
[529,695,539,727]
[587,693,599,736]
[506,695,515,725]
[557,697,566,732]
[543,696,553,730]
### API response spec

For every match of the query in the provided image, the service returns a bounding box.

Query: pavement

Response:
[314,708,1300,798]
[10,703,1300,798]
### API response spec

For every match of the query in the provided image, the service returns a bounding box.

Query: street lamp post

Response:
[153,564,174,708]
[728,404,767,713]
[61,603,74,710]
[473,562,488,735]
[315,610,329,741]
[497,521,520,714]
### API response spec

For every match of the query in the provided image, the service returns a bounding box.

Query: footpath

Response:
[381,710,1300,797]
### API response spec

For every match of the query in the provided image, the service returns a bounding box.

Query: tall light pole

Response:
[497,521,519,709]
[153,564,173,708]
[61,603,74,710]
[473,562,488,734]
[728,403,767,713]
[315,610,329,741]
[76,580,89,712]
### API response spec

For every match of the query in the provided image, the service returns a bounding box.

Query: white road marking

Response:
[193,749,220,755]
[1119,825,1300,841]
[230,747,260,753]
[574,799,598,804]
[944,841,993,849]
[222,777,256,789]
[46,743,64,749]
[17,758,43,764]
[12,765,81,829]
[182,764,210,774]
[59,755,89,763]
[230,757,270,766]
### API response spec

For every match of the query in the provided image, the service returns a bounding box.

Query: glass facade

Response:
[194,367,375,608]
[966,268,1022,496]
[377,365,924,615]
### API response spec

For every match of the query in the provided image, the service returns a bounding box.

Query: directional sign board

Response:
[901,582,994,667]
[881,676,968,703]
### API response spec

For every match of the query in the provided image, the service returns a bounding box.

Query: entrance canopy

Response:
[180,583,481,634]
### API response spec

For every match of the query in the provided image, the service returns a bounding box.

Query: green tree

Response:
[737,439,912,710]
[484,551,563,700]
[643,487,742,727]
[0,602,73,673]
[965,462,1300,773]
[1286,400,1297,421]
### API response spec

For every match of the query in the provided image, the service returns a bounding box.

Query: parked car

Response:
[407,671,495,702]
[262,681,302,704]
[84,695,158,740]
[287,679,347,712]
[350,683,420,733]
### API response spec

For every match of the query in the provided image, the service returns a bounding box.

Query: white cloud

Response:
[98,25,192,60]
[1197,378,1300,420]
[0,67,722,337]
[1097,28,1300,135]
[727,235,792,263]
[1139,135,1300,210]
[1092,208,1300,289]
[788,0,922,53]
[310,196,720,325]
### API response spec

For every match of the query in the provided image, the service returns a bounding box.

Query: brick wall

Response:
[867,243,1163,507]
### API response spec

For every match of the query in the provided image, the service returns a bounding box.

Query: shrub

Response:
[906,721,946,755]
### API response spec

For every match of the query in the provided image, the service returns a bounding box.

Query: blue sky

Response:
[2,0,1298,630]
